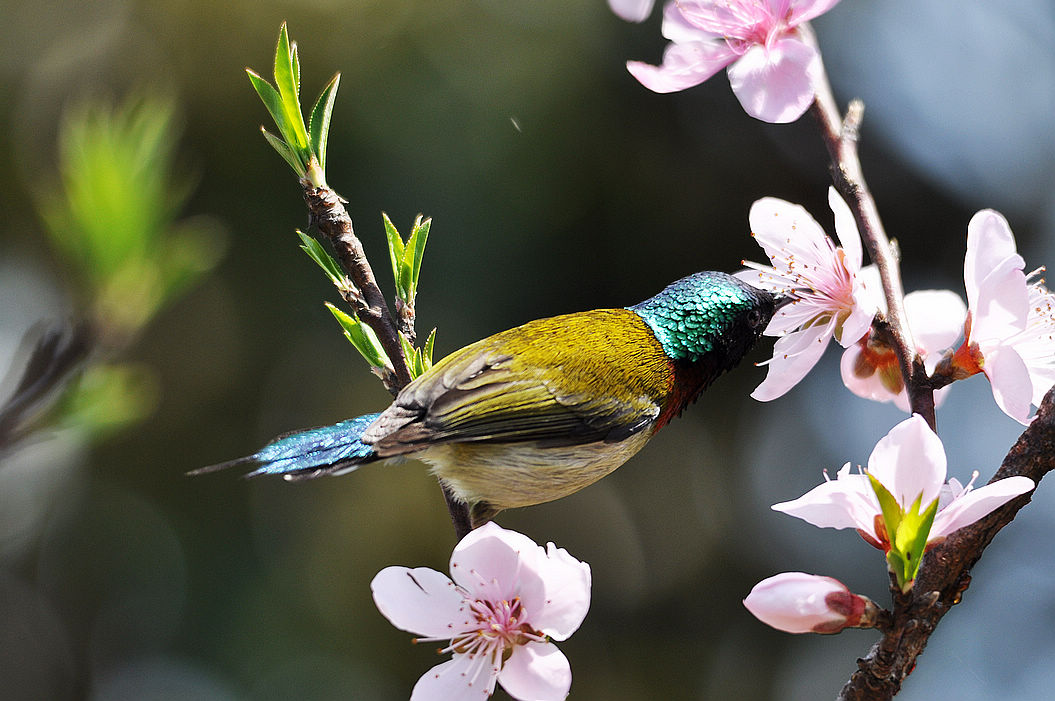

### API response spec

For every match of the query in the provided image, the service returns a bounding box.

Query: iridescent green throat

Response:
[628,271,770,363]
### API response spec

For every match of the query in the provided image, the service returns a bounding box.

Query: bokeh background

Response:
[2,1,1055,699]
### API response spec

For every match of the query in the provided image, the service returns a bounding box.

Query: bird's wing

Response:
[364,310,674,453]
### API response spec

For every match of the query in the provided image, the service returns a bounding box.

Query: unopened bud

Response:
[744,572,879,634]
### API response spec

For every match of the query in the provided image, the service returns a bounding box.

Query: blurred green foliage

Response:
[38,95,225,344]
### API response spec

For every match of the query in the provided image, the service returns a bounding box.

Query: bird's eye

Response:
[747,309,763,328]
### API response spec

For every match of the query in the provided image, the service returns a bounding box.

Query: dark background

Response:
[2,1,1054,699]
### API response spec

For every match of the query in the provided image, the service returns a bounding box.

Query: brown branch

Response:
[808,75,935,429]
[300,182,473,540]
[302,185,413,390]
[837,386,1055,700]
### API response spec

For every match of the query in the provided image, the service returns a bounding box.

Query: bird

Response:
[196,271,781,527]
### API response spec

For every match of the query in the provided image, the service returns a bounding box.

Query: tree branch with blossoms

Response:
[838,386,1055,700]
[613,1,1055,699]
[807,71,934,427]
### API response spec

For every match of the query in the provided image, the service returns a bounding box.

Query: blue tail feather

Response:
[194,412,382,478]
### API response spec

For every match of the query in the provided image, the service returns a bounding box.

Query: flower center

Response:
[447,596,547,662]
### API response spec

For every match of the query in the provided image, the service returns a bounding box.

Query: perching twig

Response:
[299,182,473,540]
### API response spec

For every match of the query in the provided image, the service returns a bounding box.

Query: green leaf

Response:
[326,303,390,369]
[290,42,300,100]
[868,473,903,540]
[870,471,940,591]
[261,127,306,177]
[402,215,430,303]
[885,549,912,591]
[246,69,293,147]
[398,330,416,366]
[272,23,309,151]
[297,230,346,287]
[893,496,938,588]
[308,73,340,171]
[382,213,406,297]
[422,328,436,370]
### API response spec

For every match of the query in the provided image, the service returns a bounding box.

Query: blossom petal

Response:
[748,196,828,263]
[971,259,1029,343]
[727,37,820,123]
[371,567,470,638]
[828,187,862,270]
[627,40,737,94]
[905,289,967,360]
[411,655,498,701]
[965,209,1024,311]
[930,476,1035,540]
[771,464,878,535]
[530,543,592,641]
[449,522,546,606]
[838,301,877,348]
[498,642,572,701]
[982,345,1035,424]
[789,0,845,24]
[661,0,718,43]
[607,0,655,23]
[866,415,946,509]
[839,343,892,403]
[751,323,831,401]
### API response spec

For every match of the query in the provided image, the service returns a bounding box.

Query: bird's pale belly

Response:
[418,430,654,510]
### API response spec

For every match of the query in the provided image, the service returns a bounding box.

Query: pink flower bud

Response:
[743,572,874,634]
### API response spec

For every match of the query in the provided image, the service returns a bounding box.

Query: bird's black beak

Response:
[772,292,797,311]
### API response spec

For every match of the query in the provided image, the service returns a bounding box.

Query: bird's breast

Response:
[418,430,655,510]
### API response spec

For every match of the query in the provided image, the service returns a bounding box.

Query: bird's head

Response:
[629,271,780,369]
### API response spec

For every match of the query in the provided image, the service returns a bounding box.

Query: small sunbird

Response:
[198,271,782,526]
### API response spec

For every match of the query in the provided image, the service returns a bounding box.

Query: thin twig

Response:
[0,320,94,452]
[300,182,473,540]
[807,70,935,429]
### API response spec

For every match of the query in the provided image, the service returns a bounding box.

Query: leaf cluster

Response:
[247,22,339,188]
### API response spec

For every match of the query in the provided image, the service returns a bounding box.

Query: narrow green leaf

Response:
[308,73,340,171]
[403,215,430,303]
[895,497,938,583]
[885,550,913,591]
[261,127,306,177]
[297,230,346,286]
[326,302,389,369]
[290,42,300,100]
[272,23,309,151]
[423,328,436,369]
[382,213,406,298]
[397,330,415,365]
[247,69,295,146]
[868,473,903,539]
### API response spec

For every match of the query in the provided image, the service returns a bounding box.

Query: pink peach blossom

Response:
[738,188,882,400]
[371,523,591,701]
[620,0,843,122]
[949,210,1055,423]
[771,415,1034,550]
[840,287,966,411]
